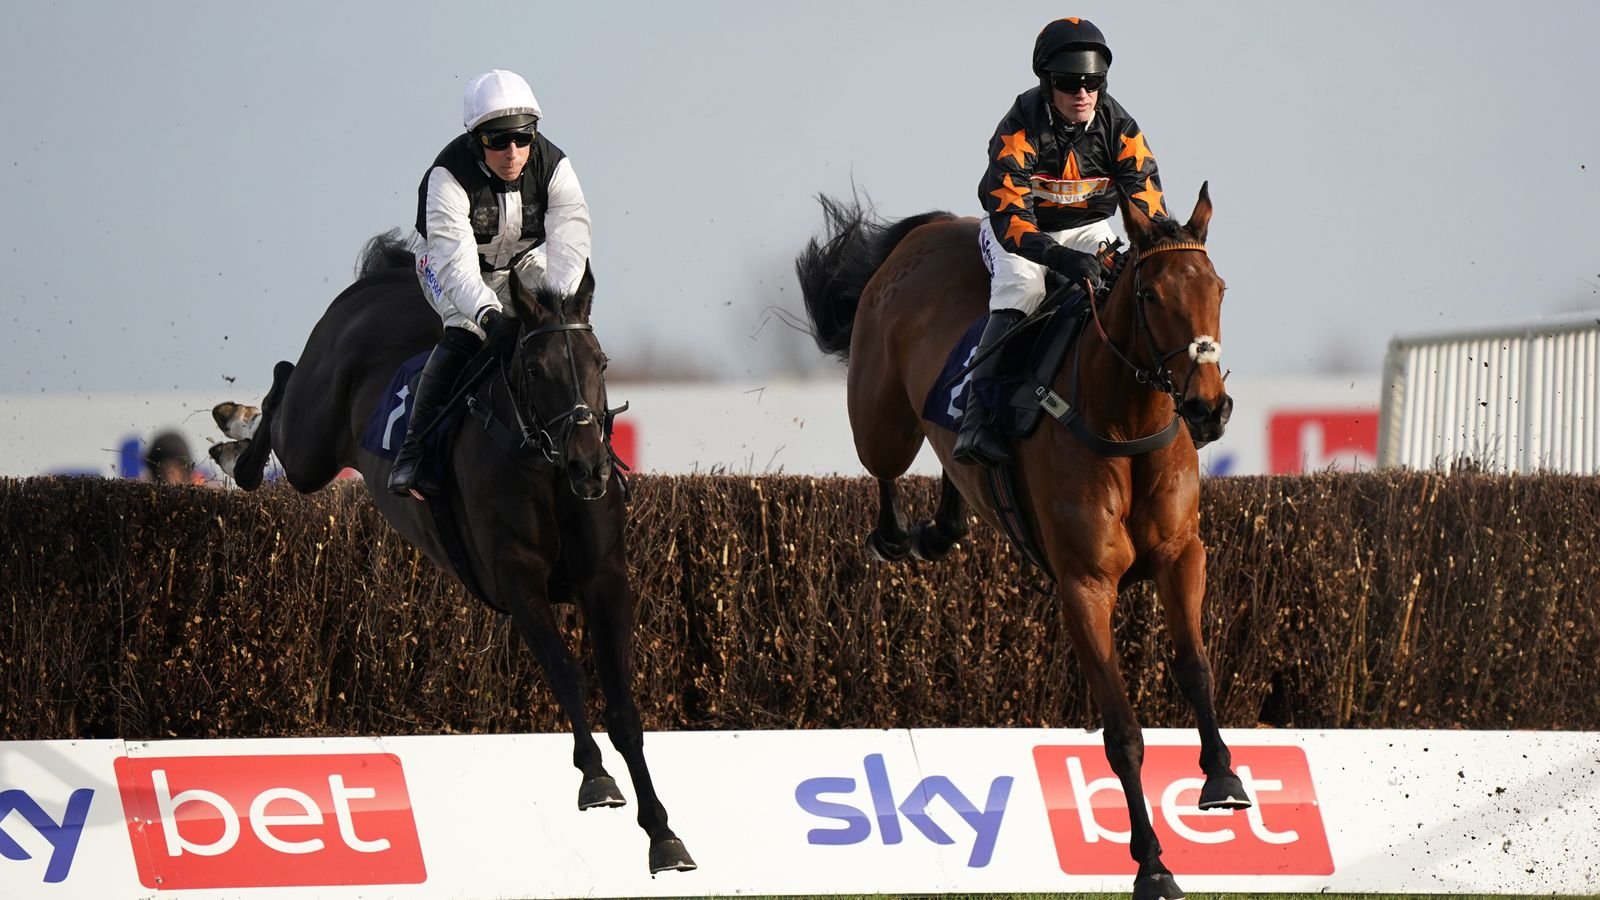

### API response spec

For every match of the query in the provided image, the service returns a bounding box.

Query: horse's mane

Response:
[355,228,416,280]
[1132,214,1202,250]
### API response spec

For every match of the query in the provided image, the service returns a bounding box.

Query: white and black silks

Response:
[413,132,591,331]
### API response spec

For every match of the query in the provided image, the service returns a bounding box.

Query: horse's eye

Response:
[1139,289,1159,304]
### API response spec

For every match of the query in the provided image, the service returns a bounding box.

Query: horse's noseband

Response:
[1093,241,1221,405]
[507,321,603,465]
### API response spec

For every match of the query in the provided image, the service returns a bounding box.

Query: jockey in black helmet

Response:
[956,17,1172,469]
[389,69,593,498]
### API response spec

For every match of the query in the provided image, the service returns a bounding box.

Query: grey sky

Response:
[2,0,1596,394]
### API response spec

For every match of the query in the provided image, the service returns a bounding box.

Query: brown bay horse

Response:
[796,186,1245,899]
[207,233,694,875]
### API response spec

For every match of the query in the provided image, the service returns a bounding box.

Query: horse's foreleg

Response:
[910,471,969,561]
[580,560,697,873]
[210,360,294,491]
[1059,579,1184,900]
[506,597,618,809]
[1156,536,1251,810]
[242,361,297,488]
[864,477,912,561]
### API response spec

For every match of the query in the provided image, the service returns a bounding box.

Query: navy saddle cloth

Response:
[921,288,1090,439]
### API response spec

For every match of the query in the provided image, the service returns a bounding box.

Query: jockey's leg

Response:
[387,325,481,497]
[954,219,1044,468]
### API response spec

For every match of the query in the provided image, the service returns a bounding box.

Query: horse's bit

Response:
[504,320,602,464]
[1087,240,1221,408]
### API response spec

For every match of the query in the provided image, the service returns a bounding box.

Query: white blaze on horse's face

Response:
[1188,336,1221,366]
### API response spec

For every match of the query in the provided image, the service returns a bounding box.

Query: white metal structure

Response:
[1379,311,1600,472]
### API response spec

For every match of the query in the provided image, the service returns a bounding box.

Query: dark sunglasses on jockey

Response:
[1050,72,1106,94]
[477,128,535,151]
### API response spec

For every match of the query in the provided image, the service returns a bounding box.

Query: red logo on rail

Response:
[1033,744,1333,875]
[114,753,427,889]
[1268,409,1377,474]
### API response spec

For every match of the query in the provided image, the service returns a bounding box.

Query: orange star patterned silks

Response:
[988,174,1030,212]
[997,130,1035,166]
[1003,215,1039,247]
[1036,148,1100,208]
[1117,131,1155,171]
[1132,177,1166,217]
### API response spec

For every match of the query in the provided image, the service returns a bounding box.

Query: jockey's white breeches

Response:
[977,216,1118,315]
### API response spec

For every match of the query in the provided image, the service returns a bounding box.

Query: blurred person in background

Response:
[145,430,202,485]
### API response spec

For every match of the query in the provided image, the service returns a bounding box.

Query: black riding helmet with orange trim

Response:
[1032,17,1112,97]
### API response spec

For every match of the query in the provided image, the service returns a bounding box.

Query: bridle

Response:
[1086,240,1221,409]
[502,319,603,465]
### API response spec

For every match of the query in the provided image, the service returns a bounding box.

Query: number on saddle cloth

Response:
[359,350,463,486]
[918,283,1092,438]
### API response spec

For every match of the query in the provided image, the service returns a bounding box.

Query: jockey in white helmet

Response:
[389,69,593,498]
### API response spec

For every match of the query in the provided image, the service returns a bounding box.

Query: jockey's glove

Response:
[479,307,520,356]
[1043,245,1108,292]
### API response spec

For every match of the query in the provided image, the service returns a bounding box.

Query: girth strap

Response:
[982,464,1053,577]
[1030,385,1183,456]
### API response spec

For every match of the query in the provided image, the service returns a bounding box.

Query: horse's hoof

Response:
[908,522,957,561]
[578,774,627,810]
[209,440,249,479]
[212,401,261,440]
[1133,871,1185,900]
[865,531,910,562]
[648,836,697,873]
[1199,772,1252,810]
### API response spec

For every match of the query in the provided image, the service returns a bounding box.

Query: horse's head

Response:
[506,264,614,499]
[1116,182,1231,446]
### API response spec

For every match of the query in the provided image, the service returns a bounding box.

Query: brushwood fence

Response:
[1,473,1596,740]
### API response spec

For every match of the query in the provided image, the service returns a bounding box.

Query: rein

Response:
[504,319,602,464]
[1069,239,1215,454]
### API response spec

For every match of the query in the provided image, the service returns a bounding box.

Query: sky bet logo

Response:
[795,753,1012,866]
[795,744,1333,875]
[1035,744,1334,875]
[0,788,94,883]
[114,753,427,889]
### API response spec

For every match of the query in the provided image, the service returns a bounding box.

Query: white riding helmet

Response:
[462,69,543,131]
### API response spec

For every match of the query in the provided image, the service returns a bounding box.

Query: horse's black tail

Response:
[795,195,955,362]
[355,228,416,279]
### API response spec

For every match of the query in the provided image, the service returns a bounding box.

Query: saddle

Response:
[922,274,1092,437]
[359,345,625,612]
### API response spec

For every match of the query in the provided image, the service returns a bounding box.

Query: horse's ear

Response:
[1121,191,1155,248]
[509,277,540,321]
[572,261,596,321]
[1186,181,1213,243]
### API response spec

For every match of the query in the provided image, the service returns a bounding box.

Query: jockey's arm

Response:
[421,168,503,324]
[1109,114,1169,221]
[979,113,1070,267]
[541,157,592,298]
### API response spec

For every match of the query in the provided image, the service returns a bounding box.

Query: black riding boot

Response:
[387,327,480,497]
[952,308,1025,468]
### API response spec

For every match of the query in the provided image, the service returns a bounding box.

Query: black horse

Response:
[209,232,695,874]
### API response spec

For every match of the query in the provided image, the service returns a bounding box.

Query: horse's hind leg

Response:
[910,472,970,561]
[578,551,696,873]
[850,374,924,562]
[1157,536,1251,810]
[865,478,913,561]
